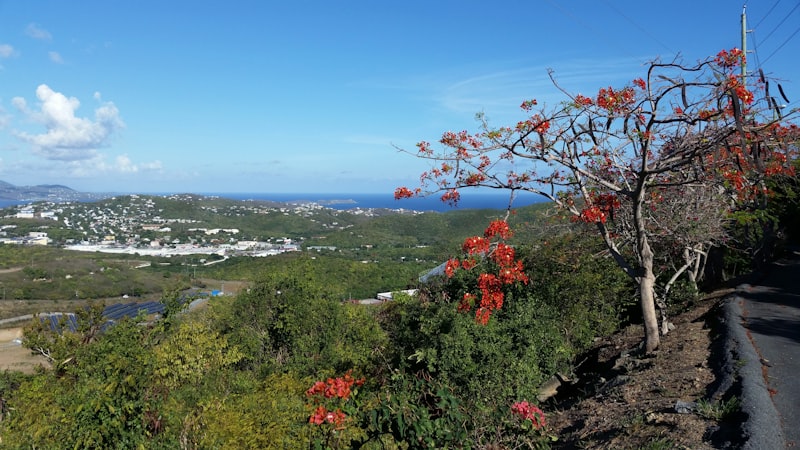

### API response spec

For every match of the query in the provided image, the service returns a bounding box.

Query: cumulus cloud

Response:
[0,44,14,58]
[25,23,52,41]
[12,84,125,161]
[48,51,64,64]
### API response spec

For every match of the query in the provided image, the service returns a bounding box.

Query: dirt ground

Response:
[546,291,739,449]
[0,328,49,374]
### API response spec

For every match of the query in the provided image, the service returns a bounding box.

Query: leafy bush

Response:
[214,264,388,378]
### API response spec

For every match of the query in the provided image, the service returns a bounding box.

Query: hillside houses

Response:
[0,195,328,258]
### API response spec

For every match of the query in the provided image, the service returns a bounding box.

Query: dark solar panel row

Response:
[102,302,164,321]
[40,301,168,333]
[40,313,80,333]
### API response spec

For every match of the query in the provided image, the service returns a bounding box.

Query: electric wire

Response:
[751,0,783,29]
[757,1,800,46]
[761,24,800,65]
[600,0,674,53]
[750,29,764,73]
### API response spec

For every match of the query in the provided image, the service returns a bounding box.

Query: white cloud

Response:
[48,51,64,64]
[13,84,125,161]
[62,155,163,178]
[25,23,52,41]
[0,44,14,58]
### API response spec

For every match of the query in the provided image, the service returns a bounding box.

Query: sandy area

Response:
[0,327,50,374]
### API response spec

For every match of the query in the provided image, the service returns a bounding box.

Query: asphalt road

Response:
[732,250,800,448]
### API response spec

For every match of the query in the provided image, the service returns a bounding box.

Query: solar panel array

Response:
[103,301,164,321]
[39,301,167,333]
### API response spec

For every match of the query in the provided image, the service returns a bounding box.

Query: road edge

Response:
[722,291,786,449]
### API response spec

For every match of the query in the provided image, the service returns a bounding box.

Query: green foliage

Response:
[766,159,800,244]
[520,233,633,347]
[367,371,470,448]
[187,373,310,449]
[22,266,49,280]
[6,318,155,449]
[0,245,191,302]
[153,319,243,390]
[215,265,388,377]
[0,199,641,448]
[207,252,428,299]
[381,290,554,412]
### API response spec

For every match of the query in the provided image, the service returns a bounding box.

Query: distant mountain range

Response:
[0,180,109,203]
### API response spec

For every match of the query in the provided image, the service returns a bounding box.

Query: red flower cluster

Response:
[714,48,745,69]
[576,205,607,224]
[309,405,347,427]
[574,94,594,107]
[394,186,420,200]
[575,192,620,224]
[465,172,487,186]
[306,371,365,429]
[484,219,513,239]
[462,236,490,255]
[511,401,546,429]
[306,371,364,400]
[440,189,461,205]
[726,75,754,105]
[417,140,433,155]
[520,99,538,111]
[595,86,636,113]
[447,220,529,325]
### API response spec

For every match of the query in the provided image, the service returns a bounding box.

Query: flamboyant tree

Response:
[396,49,797,352]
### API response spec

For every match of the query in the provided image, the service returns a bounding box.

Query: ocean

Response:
[0,191,547,213]
[200,192,546,212]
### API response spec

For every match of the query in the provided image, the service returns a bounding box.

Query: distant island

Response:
[0,180,110,203]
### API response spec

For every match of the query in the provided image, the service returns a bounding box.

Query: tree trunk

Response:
[633,182,660,353]
[639,253,661,353]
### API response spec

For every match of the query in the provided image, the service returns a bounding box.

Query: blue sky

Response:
[1,1,798,194]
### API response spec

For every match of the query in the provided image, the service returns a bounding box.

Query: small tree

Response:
[396,50,797,352]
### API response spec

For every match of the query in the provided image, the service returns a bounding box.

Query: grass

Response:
[695,397,741,421]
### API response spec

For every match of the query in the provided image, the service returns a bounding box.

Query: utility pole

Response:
[741,5,747,85]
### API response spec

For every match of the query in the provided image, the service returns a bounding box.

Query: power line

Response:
[751,0,783,29]
[757,1,800,46]
[750,29,764,72]
[761,24,800,65]
[600,0,674,53]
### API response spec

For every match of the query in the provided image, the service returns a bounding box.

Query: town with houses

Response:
[0,194,416,259]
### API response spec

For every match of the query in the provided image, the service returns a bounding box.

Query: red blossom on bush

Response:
[444,258,461,277]
[511,401,546,429]
[484,219,512,239]
[306,371,365,430]
[458,293,476,312]
[445,220,528,324]
[306,370,364,401]
[462,236,490,255]
[309,405,347,428]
